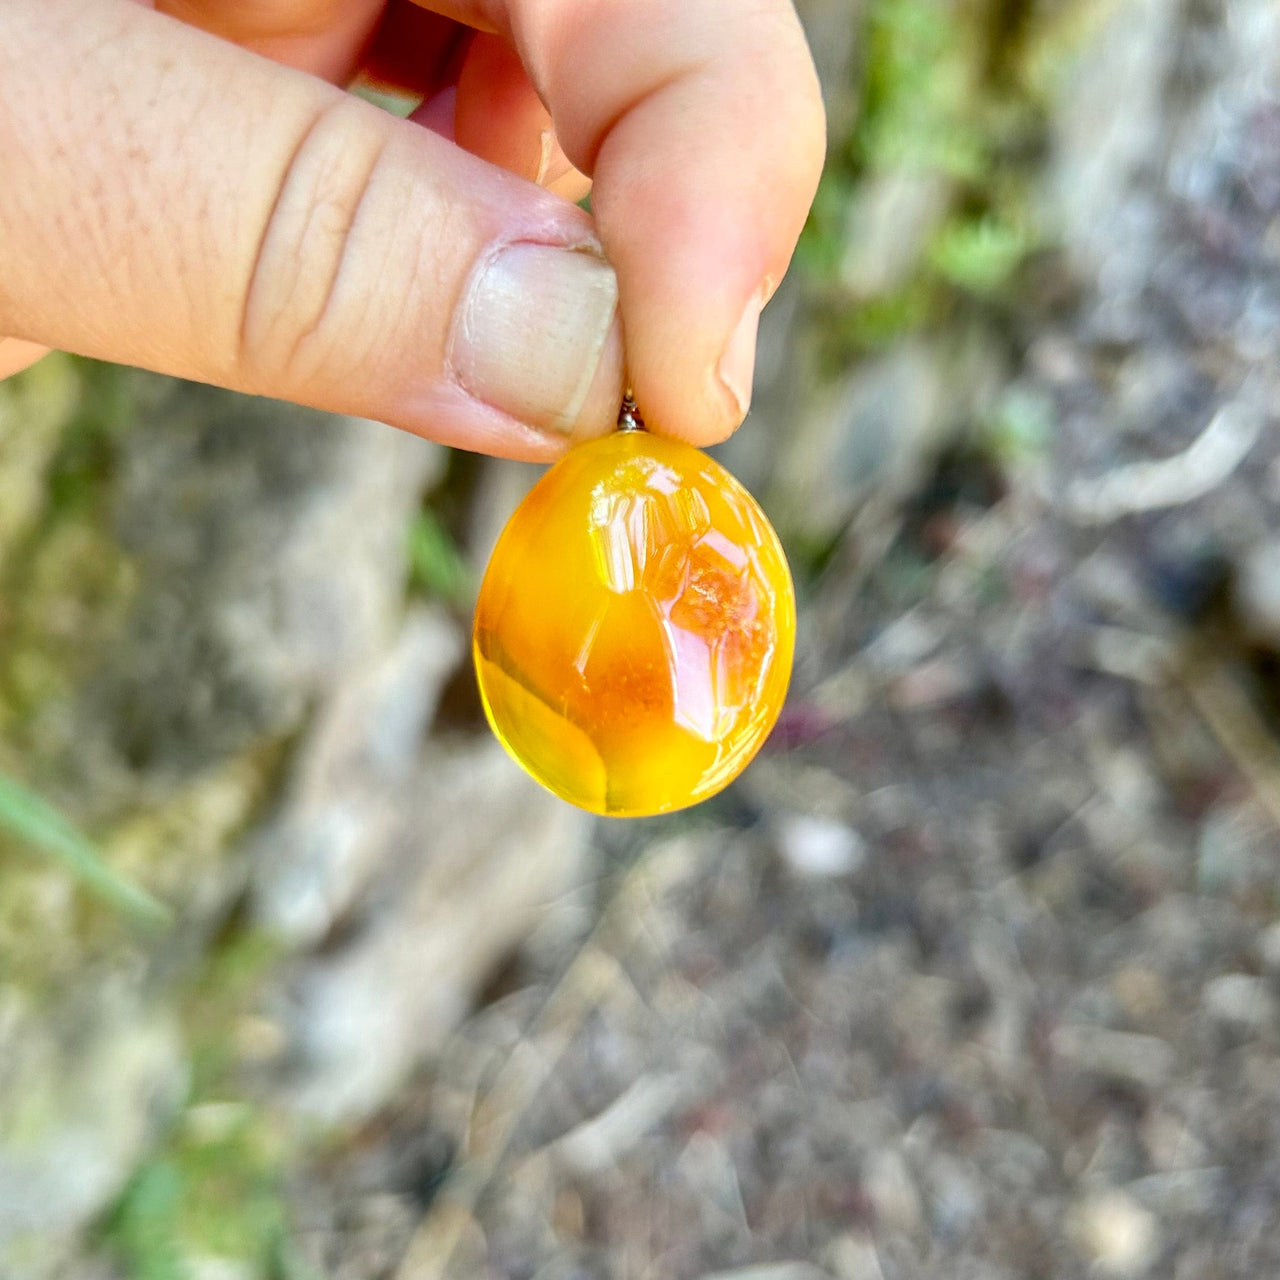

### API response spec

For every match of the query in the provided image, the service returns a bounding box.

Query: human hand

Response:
[0,0,825,459]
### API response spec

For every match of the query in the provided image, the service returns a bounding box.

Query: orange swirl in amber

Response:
[473,431,795,817]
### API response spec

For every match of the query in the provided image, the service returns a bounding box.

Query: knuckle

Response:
[238,99,390,391]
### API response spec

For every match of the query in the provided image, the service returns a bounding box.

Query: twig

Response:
[1065,402,1262,525]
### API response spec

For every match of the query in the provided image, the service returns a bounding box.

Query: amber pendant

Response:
[473,401,795,817]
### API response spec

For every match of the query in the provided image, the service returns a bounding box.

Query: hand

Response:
[0,0,824,459]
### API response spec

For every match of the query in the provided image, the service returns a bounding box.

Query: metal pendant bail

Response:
[617,390,645,432]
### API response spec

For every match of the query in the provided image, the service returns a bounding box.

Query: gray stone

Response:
[1051,1026,1176,1090]
[863,1149,925,1239]
[251,607,465,946]
[822,1234,884,1280]
[1236,536,1280,649]
[699,1267,834,1280]
[774,814,866,879]
[0,1004,183,1278]
[91,389,441,783]
[274,742,592,1121]
[1203,973,1278,1034]
[770,342,958,545]
[1067,1190,1160,1279]
[1197,802,1271,894]
[1127,1168,1224,1217]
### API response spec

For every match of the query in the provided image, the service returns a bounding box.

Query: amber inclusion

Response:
[473,429,795,817]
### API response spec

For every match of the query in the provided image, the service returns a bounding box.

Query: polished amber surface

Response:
[473,429,795,816]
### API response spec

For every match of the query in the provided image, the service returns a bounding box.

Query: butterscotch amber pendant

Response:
[473,403,795,817]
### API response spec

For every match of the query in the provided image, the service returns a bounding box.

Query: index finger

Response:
[473,0,826,444]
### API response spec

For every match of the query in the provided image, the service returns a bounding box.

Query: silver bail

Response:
[617,390,645,432]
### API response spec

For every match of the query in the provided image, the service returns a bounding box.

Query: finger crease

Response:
[284,135,388,376]
[237,101,332,368]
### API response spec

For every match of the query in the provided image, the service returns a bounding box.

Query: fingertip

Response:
[560,13,825,450]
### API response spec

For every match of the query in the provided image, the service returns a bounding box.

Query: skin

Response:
[0,0,825,459]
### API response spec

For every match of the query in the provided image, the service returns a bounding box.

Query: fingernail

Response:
[717,289,765,421]
[449,242,619,434]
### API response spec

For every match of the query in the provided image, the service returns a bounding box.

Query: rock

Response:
[774,815,867,879]
[699,1267,834,1280]
[770,342,960,546]
[1197,802,1272,894]
[924,1154,984,1240]
[0,374,446,1278]
[1258,921,1280,973]
[1109,967,1169,1027]
[1067,1190,1160,1278]
[1140,1109,1208,1173]
[92,387,441,783]
[676,1130,750,1241]
[1126,1168,1223,1217]
[274,742,592,1121]
[1236,536,1280,649]
[187,1259,255,1280]
[551,1072,705,1179]
[0,1006,183,1278]
[838,172,951,299]
[1202,973,1278,1034]
[822,1234,884,1280]
[1051,1025,1176,1090]
[972,1130,1051,1195]
[863,1149,925,1239]
[1046,0,1180,287]
[251,607,465,946]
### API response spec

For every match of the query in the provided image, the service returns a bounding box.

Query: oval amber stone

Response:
[473,430,795,817]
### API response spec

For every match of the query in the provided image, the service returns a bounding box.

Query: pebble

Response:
[699,1267,834,1280]
[823,1234,885,1280]
[188,1260,255,1280]
[925,1155,985,1239]
[1236,535,1280,648]
[1203,973,1278,1033]
[1197,803,1265,894]
[775,815,867,879]
[1258,921,1280,973]
[1052,1025,1175,1089]
[863,1150,926,1238]
[1126,1167,1223,1217]
[1068,1190,1160,1278]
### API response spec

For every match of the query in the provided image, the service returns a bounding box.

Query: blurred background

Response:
[5,0,1280,1275]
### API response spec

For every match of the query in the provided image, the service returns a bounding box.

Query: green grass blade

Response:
[408,510,473,605]
[0,771,171,927]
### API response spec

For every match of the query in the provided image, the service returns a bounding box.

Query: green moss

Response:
[0,360,140,764]
[104,1114,315,1280]
[98,927,310,1280]
[0,354,82,568]
[408,507,474,606]
[855,0,989,181]
[799,0,1053,363]
[930,212,1035,292]
[106,1124,296,1280]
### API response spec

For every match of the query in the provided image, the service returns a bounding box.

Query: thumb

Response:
[0,0,624,460]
